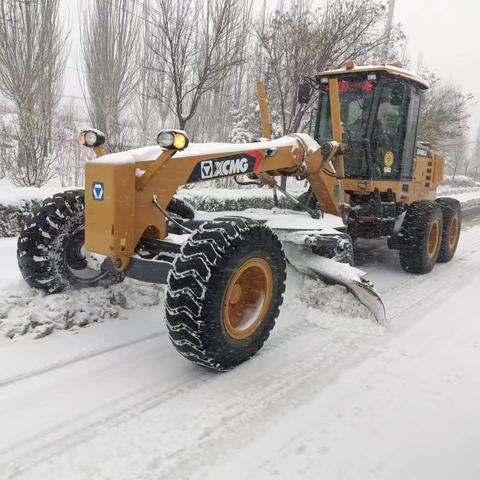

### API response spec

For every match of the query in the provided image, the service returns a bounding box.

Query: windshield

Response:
[316,76,376,178]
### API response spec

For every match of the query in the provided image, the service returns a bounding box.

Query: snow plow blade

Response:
[282,242,387,325]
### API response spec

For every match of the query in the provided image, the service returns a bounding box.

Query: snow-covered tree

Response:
[81,0,140,152]
[256,0,400,137]
[53,102,89,187]
[0,0,67,187]
[471,124,480,181]
[134,0,157,146]
[148,0,250,131]
[417,69,472,151]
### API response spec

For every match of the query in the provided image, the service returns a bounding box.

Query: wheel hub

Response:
[448,215,459,249]
[223,257,273,340]
[64,224,107,282]
[427,219,440,258]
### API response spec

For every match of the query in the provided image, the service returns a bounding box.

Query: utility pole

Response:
[382,0,396,64]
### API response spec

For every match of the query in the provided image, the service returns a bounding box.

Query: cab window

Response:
[371,82,408,179]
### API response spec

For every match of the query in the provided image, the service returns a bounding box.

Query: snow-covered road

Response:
[1,212,480,479]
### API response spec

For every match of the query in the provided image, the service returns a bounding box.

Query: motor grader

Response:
[17,62,461,371]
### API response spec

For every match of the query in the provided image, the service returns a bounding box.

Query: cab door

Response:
[370,81,421,180]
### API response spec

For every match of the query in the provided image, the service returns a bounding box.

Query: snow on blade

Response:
[282,242,387,325]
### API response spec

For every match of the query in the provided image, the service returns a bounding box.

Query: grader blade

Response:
[282,242,387,325]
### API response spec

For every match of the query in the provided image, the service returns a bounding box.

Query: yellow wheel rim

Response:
[222,257,273,341]
[427,219,440,259]
[448,215,459,250]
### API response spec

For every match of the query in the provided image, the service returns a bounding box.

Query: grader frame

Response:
[83,63,445,277]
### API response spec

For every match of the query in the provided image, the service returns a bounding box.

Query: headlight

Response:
[79,129,106,148]
[156,129,189,151]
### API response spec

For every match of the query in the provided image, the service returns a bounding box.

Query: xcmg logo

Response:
[187,151,262,183]
[200,157,250,179]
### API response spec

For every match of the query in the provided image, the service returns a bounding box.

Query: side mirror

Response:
[298,82,311,104]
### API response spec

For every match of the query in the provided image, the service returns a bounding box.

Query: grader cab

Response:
[17,63,461,371]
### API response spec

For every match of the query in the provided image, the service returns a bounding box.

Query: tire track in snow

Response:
[0,332,166,389]
[0,310,381,480]
[125,322,383,480]
[383,230,480,320]
[0,318,344,477]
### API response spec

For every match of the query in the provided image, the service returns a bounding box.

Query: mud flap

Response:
[282,242,387,325]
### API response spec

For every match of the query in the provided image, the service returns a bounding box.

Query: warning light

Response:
[338,80,349,93]
[362,80,374,92]
[336,79,375,94]
[345,59,356,70]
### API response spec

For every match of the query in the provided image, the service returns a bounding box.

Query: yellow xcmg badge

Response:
[384,150,394,173]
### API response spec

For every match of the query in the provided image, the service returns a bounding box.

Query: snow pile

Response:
[438,184,480,209]
[281,266,381,334]
[0,198,41,237]
[0,178,65,207]
[0,279,164,341]
[300,277,378,327]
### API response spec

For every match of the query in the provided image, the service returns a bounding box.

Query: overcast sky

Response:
[63,0,480,142]
[395,0,480,142]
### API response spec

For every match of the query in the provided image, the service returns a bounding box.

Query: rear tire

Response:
[165,220,286,371]
[436,197,461,263]
[17,190,124,293]
[399,200,443,274]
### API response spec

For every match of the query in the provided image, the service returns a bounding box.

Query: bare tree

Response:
[256,0,399,136]
[148,0,249,131]
[81,0,140,152]
[418,69,472,150]
[53,101,90,187]
[0,0,67,186]
[447,140,469,181]
[133,0,157,146]
[471,124,480,181]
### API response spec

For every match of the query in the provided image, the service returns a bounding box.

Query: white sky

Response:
[61,0,480,142]
[395,0,480,142]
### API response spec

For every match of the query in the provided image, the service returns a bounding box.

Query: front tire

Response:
[399,200,443,274]
[165,220,286,371]
[17,190,124,293]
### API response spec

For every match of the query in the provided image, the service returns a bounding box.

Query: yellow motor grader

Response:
[17,63,461,371]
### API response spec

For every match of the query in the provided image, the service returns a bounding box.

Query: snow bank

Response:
[0,178,64,207]
[438,182,480,209]
[0,179,69,237]
[441,175,480,188]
